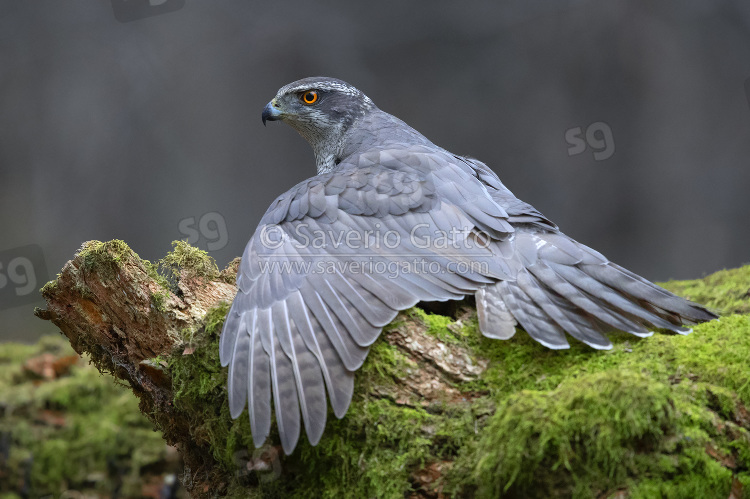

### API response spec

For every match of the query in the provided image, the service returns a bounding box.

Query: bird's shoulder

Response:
[453,155,558,231]
[260,147,447,225]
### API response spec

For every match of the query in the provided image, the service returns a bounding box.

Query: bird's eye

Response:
[300,90,319,105]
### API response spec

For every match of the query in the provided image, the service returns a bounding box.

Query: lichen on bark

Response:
[23,240,750,498]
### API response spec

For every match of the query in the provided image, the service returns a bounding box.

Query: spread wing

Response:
[219,146,516,454]
[460,157,717,350]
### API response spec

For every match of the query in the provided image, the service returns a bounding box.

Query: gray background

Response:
[1,0,748,342]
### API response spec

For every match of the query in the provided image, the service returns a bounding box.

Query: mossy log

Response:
[34,240,750,498]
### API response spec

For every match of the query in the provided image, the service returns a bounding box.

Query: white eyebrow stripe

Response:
[280,81,366,98]
[286,84,350,93]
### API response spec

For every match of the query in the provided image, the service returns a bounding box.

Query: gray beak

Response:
[262,100,282,126]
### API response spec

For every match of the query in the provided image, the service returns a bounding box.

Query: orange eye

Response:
[301,90,319,105]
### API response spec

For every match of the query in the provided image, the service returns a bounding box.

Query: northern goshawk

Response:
[220,77,716,454]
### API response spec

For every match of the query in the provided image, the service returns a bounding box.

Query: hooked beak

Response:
[262,100,282,126]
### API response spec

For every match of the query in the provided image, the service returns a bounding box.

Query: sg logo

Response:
[111,0,185,23]
[0,245,48,311]
[178,212,229,252]
[565,122,615,161]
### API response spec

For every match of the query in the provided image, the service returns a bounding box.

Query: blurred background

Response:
[1,0,749,343]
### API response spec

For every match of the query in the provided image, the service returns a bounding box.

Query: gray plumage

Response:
[223,77,717,454]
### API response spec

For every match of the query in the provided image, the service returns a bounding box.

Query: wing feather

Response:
[273,300,327,446]
[247,309,272,447]
[228,313,250,418]
[286,292,354,419]
[219,303,241,367]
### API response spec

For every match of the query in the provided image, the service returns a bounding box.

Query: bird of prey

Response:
[220,77,716,455]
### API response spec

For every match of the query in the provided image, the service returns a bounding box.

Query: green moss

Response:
[475,371,677,497]
[295,400,434,498]
[669,315,750,404]
[0,335,165,497]
[161,240,220,280]
[267,387,488,499]
[452,313,748,497]
[144,259,173,291]
[39,279,58,296]
[167,302,255,470]
[72,239,221,300]
[70,239,225,313]
[77,240,135,279]
[660,264,750,316]
[470,370,747,499]
[409,308,460,344]
[359,335,411,386]
[150,288,170,312]
[736,473,750,499]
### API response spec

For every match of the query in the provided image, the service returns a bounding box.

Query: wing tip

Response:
[229,402,246,420]
[306,427,325,447]
[280,432,301,456]
[536,339,571,350]
[629,330,654,338]
[251,415,272,450]
[585,340,613,351]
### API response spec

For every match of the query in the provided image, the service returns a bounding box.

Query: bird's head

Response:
[262,77,376,172]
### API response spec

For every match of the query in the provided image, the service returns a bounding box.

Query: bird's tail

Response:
[475,230,717,350]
